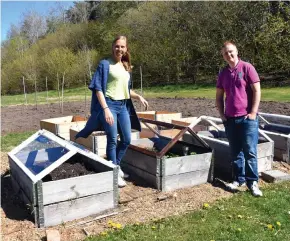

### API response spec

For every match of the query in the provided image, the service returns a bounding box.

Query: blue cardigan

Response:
[76,59,141,139]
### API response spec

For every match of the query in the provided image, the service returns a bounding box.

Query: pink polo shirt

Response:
[217,60,260,117]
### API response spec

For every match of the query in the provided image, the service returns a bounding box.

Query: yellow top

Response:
[105,59,130,100]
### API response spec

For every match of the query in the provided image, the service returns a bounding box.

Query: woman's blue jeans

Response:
[99,98,131,165]
[224,116,259,185]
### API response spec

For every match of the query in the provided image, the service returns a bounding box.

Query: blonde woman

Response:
[76,36,148,187]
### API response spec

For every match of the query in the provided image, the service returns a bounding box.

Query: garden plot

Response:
[8,130,118,227]
[70,126,140,157]
[137,111,182,138]
[259,112,290,163]
[180,116,273,180]
[40,115,87,140]
[121,118,213,192]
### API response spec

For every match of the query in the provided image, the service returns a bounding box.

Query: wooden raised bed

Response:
[121,118,213,191]
[40,116,87,140]
[180,116,273,179]
[259,113,290,163]
[8,130,118,227]
[137,111,182,138]
[70,127,140,157]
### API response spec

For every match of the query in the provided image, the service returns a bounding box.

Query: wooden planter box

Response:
[121,119,213,191]
[8,130,118,227]
[261,129,290,163]
[198,131,273,178]
[258,113,290,164]
[137,111,182,138]
[40,116,87,140]
[70,127,140,157]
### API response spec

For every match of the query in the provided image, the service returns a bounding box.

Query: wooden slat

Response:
[121,162,158,189]
[164,152,212,176]
[70,128,93,149]
[122,148,159,175]
[162,169,210,192]
[257,156,272,172]
[43,191,114,227]
[93,135,107,155]
[40,121,57,134]
[9,157,35,204]
[264,132,288,150]
[156,113,182,123]
[42,171,113,205]
[257,142,274,158]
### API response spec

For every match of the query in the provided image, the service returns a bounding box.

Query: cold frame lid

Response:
[8,129,115,183]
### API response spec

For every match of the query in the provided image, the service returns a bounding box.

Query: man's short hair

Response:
[222,41,237,48]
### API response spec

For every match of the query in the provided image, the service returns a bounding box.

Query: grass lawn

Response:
[1,85,290,106]
[87,181,290,241]
[1,131,36,152]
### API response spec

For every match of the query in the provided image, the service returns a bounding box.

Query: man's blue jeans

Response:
[99,98,131,165]
[224,116,259,185]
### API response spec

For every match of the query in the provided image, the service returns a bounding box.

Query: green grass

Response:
[1,131,36,152]
[86,182,290,241]
[1,86,90,106]
[1,85,289,106]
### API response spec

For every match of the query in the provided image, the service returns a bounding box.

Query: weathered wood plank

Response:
[122,148,159,175]
[42,171,113,205]
[156,112,182,123]
[164,152,212,176]
[121,162,158,189]
[9,157,35,204]
[162,169,210,192]
[70,128,93,149]
[257,156,272,172]
[43,191,114,227]
[257,142,274,158]
[264,132,288,150]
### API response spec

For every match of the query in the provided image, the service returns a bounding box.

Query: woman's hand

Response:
[104,108,114,126]
[138,95,149,110]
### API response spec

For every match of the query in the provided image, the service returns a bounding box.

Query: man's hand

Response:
[245,112,257,120]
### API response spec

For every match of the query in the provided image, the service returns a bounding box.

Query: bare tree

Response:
[21,10,47,44]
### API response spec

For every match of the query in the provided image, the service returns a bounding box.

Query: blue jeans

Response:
[99,98,131,165]
[224,116,259,185]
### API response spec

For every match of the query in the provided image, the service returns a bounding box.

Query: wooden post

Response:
[45,76,48,106]
[61,73,65,113]
[57,72,61,111]
[34,79,38,110]
[140,66,143,111]
[84,79,88,117]
[22,76,27,106]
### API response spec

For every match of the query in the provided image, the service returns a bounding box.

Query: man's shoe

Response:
[119,168,129,179]
[249,181,263,197]
[226,181,246,191]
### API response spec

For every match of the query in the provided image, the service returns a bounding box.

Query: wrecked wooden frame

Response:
[138,117,211,157]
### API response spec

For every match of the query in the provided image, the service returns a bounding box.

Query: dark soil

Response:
[1,98,290,135]
[42,158,96,182]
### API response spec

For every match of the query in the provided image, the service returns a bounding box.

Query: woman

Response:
[76,36,148,187]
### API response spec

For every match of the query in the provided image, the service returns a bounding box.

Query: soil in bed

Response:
[42,157,97,182]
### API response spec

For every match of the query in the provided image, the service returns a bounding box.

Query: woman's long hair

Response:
[112,35,132,72]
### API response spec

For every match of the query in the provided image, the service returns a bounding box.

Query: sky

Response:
[1,1,75,42]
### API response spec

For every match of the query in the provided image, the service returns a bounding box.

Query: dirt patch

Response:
[42,159,96,182]
[1,98,290,135]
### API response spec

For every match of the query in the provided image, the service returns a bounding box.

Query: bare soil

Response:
[2,98,290,135]
[42,159,96,182]
[1,98,290,241]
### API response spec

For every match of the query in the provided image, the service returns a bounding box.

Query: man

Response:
[216,41,262,197]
